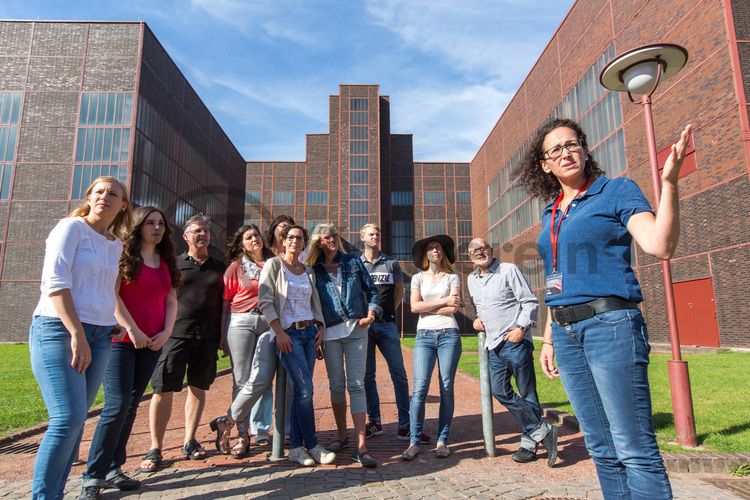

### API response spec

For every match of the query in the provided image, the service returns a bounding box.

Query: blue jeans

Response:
[82,342,162,486]
[488,339,550,450]
[365,321,410,428]
[409,328,462,445]
[275,325,318,449]
[29,316,114,500]
[552,308,672,500]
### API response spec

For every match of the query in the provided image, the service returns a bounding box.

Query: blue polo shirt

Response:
[537,176,653,307]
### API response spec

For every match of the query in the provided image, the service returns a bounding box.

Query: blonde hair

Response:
[69,176,132,240]
[305,223,344,265]
[359,223,380,236]
[420,244,455,273]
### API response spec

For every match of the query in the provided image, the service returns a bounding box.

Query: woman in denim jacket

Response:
[305,224,381,468]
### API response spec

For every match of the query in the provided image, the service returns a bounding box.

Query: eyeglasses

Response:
[468,246,491,256]
[543,140,582,160]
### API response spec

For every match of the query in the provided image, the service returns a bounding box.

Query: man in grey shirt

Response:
[467,238,557,466]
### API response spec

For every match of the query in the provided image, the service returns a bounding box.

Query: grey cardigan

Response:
[258,256,325,328]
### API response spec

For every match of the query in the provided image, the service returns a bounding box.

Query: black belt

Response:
[375,315,395,323]
[552,297,639,326]
[250,308,262,315]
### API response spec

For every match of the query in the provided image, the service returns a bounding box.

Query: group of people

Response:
[29,116,690,500]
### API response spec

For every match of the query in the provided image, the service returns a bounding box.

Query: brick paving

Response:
[0,347,745,499]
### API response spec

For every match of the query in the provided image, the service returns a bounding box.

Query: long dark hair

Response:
[264,214,295,250]
[515,118,604,200]
[226,223,274,263]
[119,206,181,288]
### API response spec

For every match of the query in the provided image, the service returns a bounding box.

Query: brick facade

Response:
[469,0,750,346]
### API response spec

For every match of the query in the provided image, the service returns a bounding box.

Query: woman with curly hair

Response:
[77,206,180,498]
[30,177,132,499]
[518,118,690,499]
[212,224,274,458]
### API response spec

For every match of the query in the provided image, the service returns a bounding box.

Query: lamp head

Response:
[600,44,688,95]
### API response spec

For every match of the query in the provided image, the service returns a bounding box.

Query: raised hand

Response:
[661,124,692,185]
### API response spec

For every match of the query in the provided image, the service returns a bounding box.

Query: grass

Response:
[0,343,231,437]
[400,335,750,454]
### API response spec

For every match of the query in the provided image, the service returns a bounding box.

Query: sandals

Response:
[402,445,420,461]
[231,436,250,459]
[352,450,378,468]
[325,438,349,453]
[209,416,234,454]
[139,448,162,472]
[183,439,207,460]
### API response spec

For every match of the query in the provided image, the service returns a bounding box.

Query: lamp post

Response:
[600,44,697,447]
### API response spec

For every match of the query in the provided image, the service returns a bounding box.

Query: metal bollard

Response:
[269,362,287,461]
[477,332,496,457]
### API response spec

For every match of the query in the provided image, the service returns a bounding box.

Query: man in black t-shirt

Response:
[360,224,430,444]
[145,215,226,467]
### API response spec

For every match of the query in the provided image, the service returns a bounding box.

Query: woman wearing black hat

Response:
[402,234,461,461]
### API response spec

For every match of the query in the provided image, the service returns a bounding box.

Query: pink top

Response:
[117,259,173,343]
[223,260,263,313]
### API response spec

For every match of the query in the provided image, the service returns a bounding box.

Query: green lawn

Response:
[0,343,231,437]
[400,336,750,453]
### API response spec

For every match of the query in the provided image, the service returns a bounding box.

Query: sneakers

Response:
[105,470,141,491]
[397,425,431,444]
[288,446,315,466]
[308,444,336,465]
[77,486,102,500]
[542,425,559,467]
[511,447,536,463]
[364,420,383,438]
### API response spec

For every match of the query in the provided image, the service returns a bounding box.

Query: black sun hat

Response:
[411,234,456,268]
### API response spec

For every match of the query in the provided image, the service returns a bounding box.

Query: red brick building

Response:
[469,0,750,347]
[246,85,475,333]
[0,21,245,341]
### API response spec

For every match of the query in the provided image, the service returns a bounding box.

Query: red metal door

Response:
[673,278,720,347]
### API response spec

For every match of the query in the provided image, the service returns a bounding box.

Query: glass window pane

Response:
[10,92,21,125]
[5,128,16,162]
[120,128,130,162]
[105,94,115,125]
[424,191,445,205]
[93,128,104,162]
[350,170,368,183]
[79,94,89,125]
[350,200,368,214]
[114,94,124,125]
[102,128,113,162]
[0,94,10,125]
[96,94,107,125]
[350,185,368,199]
[123,95,133,126]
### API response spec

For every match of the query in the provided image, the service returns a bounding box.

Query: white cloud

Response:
[364,0,571,86]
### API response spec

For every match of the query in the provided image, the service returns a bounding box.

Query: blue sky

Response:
[5,0,573,162]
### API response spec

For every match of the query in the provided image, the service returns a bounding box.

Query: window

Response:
[456,191,471,205]
[457,220,473,259]
[0,92,21,199]
[273,191,294,205]
[424,220,446,236]
[424,191,445,206]
[350,126,367,140]
[457,220,472,237]
[350,185,368,199]
[350,98,368,111]
[350,216,369,231]
[350,200,368,214]
[350,170,368,184]
[391,191,413,206]
[306,191,328,205]
[392,220,414,260]
[246,191,262,205]
[350,156,368,169]
[351,141,368,155]
[73,93,133,199]
[305,219,326,233]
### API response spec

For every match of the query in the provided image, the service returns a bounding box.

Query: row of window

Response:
[247,189,472,209]
[79,93,133,127]
[0,92,22,126]
[0,92,21,200]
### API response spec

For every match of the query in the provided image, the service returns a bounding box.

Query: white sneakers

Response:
[288,447,315,466]
[289,445,336,466]
[308,445,336,465]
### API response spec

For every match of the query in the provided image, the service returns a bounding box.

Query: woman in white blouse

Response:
[255,224,335,467]
[402,234,461,462]
[30,176,132,500]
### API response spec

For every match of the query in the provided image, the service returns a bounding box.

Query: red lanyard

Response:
[550,179,590,271]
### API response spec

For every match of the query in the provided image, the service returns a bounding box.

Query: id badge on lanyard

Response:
[545,180,589,296]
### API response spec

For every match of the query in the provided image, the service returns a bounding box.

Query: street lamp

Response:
[600,43,698,448]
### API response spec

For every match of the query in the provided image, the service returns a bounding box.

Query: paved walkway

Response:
[0,347,744,499]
